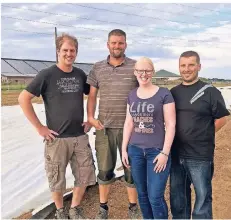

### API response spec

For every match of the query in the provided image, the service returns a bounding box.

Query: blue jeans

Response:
[170,158,214,219]
[128,145,171,219]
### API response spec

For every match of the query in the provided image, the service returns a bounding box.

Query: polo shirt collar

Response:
[106,55,128,66]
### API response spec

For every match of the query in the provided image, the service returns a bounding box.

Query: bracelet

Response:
[160,151,169,157]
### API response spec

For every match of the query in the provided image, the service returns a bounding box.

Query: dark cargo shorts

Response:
[44,134,96,192]
[95,128,135,187]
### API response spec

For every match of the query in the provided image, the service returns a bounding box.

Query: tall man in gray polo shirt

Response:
[87,29,140,219]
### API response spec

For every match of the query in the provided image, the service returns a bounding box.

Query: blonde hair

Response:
[135,57,155,72]
[56,33,78,52]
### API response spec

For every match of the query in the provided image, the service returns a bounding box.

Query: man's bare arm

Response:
[87,86,98,121]
[18,90,43,130]
[18,90,58,140]
[87,86,104,130]
[215,116,227,132]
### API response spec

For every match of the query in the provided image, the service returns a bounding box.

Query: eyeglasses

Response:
[134,69,154,75]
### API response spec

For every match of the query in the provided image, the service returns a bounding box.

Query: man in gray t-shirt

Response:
[87,29,140,219]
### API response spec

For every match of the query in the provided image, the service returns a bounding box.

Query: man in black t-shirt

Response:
[170,51,230,219]
[18,33,96,219]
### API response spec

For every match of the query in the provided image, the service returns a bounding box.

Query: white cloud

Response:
[1,3,231,79]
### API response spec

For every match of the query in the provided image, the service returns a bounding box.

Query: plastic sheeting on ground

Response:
[2,87,230,218]
[1,100,124,219]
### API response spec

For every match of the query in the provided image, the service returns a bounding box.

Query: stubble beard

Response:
[182,72,199,84]
[111,50,124,59]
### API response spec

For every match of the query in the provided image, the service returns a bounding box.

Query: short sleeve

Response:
[127,94,131,105]
[25,70,47,97]
[170,87,176,97]
[82,71,90,95]
[210,88,230,119]
[87,64,99,89]
[163,88,175,104]
[127,90,135,105]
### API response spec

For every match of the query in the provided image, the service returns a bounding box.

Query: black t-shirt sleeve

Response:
[210,88,230,119]
[25,70,47,97]
[82,71,90,95]
[170,87,176,99]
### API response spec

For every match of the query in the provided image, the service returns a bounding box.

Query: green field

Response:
[1,82,231,92]
[1,84,27,91]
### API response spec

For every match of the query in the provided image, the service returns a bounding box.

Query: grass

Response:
[1,84,27,91]
[1,90,88,106]
[158,83,231,89]
[1,83,230,106]
[1,81,231,92]
[211,82,231,87]
[1,90,43,106]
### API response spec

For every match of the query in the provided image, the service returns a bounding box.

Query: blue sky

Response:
[1,3,231,79]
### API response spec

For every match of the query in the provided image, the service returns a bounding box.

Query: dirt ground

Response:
[1,90,43,106]
[1,91,87,106]
[5,92,230,219]
[15,116,231,219]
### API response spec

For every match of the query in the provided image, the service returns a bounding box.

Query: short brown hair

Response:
[180,51,200,64]
[108,29,126,40]
[56,33,78,51]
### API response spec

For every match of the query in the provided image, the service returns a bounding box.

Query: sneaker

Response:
[128,205,142,219]
[95,207,108,219]
[69,206,85,219]
[55,208,68,219]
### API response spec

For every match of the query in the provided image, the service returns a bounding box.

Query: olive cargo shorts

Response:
[44,134,96,192]
[95,128,135,187]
